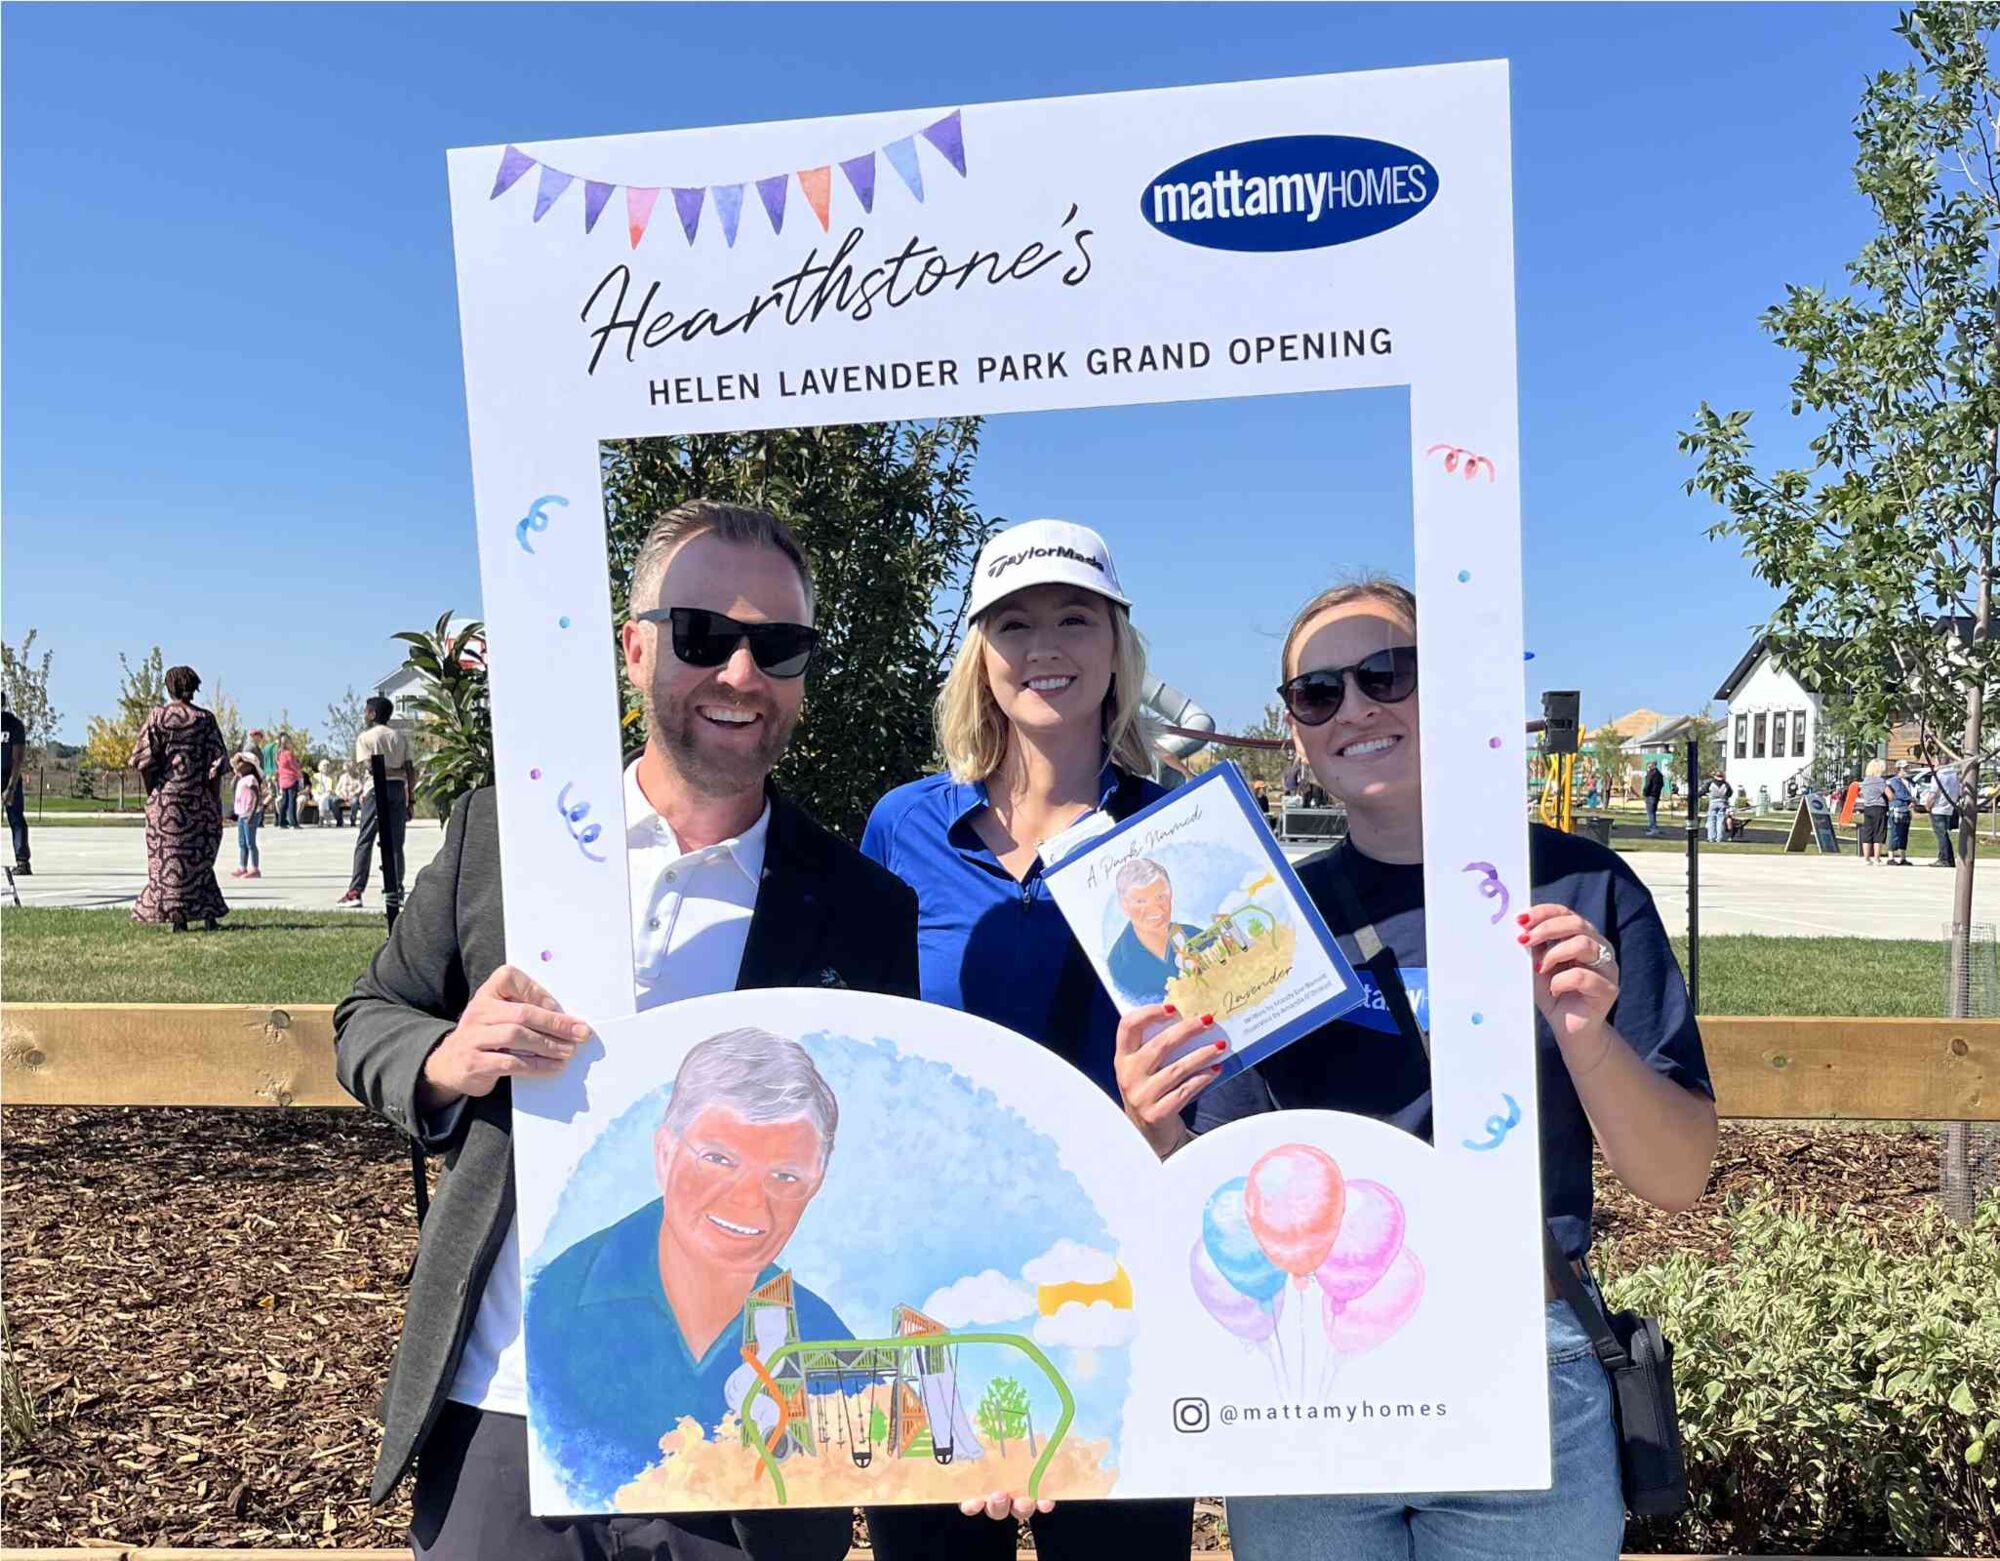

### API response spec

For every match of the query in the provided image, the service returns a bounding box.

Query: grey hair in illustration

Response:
[659,1027,839,1165]
[1113,857,1170,897]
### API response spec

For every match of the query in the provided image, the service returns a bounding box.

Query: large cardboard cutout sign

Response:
[446,64,1544,1513]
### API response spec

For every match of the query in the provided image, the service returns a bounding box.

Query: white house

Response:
[370,619,483,732]
[1713,638,1818,802]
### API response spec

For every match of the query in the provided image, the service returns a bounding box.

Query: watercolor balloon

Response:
[1202,1177,1286,1303]
[1190,1239,1280,1343]
[1325,1247,1425,1356]
[1315,1179,1405,1304]
[1244,1144,1346,1279]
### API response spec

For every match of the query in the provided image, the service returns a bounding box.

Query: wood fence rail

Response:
[1,1005,1994,1121]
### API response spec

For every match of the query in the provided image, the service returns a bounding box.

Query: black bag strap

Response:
[1322,851,1629,1357]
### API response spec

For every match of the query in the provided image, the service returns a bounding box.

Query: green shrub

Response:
[1608,1194,1999,1554]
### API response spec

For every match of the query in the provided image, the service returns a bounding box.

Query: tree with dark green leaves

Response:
[1680,4,2000,1213]
[393,614,493,821]
[601,420,994,838]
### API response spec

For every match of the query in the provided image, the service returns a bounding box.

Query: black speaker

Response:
[1542,691,1581,755]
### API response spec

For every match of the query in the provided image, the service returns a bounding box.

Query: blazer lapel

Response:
[737,791,836,990]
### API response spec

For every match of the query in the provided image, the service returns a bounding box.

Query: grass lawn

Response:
[0,907,387,1004]
[0,905,1948,1017]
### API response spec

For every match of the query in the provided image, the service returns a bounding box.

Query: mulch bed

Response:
[0,1110,1945,1551]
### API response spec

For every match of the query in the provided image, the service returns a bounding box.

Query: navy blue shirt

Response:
[1195,824,1712,1259]
[525,1199,850,1508]
[1107,920,1202,1005]
[861,763,1167,1097]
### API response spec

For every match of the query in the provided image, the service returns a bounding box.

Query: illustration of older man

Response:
[525,1028,852,1507]
[1106,858,1204,1005]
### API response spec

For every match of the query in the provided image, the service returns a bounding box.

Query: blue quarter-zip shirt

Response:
[861,763,1166,1097]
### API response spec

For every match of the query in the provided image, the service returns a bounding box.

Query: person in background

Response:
[316,759,341,826]
[230,754,266,879]
[2,694,29,876]
[336,698,417,911]
[1704,769,1732,844]
[1117,576,1716,1561]
[1884,761,1915,866]
[129,665,231,932]
[336,763,363,827]
[1856,758,1890,864]
[1642,760,1665,837]
[275,739,302,828]
[1927,764,1960,868]
[861,519,1193,1561]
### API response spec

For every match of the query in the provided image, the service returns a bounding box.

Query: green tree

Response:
[1587,723,1629,805]
[324,685,365,762]
[1687,713,1726,784]
[392,613,492,820]
[82,647,165,774]
[0,630,60,762]
[1679,4,2000,1213]
[867,1404,888,1446]
[974,1375,1030,1455]
[602,421,994,838]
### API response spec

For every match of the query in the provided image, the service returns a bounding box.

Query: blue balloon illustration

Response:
[1202,1177,1285,1303]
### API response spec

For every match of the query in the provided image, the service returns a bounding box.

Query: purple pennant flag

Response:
[921,109,966,177]
[712,183,744,247]
[672,186,705,244]
[533,165,574,222]
[757,173,788,233]
[583,180,614,234]
[491,145,536,199]
[839,152,877,213]
[883,136,924,202]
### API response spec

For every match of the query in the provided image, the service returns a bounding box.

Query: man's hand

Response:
[418,964,592,1112]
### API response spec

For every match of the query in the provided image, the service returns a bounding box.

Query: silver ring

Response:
[1590,941,1616,969]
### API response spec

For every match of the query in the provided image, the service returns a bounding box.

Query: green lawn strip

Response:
[1668,935,1940,1017]
[0,907,387,1004]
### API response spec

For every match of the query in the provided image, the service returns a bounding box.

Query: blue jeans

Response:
[277,784,298,827]
[1226,1297,1624,1561]
[1705,801,1726,842]
[237,811,261,869]
[1644,796,1659,833]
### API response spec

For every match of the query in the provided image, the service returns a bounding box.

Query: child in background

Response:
[230,754,265,879]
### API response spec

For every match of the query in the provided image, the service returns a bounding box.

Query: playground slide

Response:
[919,1370,985,1461]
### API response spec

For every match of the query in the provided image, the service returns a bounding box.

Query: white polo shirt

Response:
[446,763,769,1415]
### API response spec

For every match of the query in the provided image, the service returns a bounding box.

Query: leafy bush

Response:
[1608,1194,1999,1554]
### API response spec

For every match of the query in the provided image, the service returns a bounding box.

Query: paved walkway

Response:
[9,824,1996,938]
[6,822,447,913]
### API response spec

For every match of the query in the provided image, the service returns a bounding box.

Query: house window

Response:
[1753,713,1767,758]
[1735,715,1748,759]
[1794,710,1808,757]
[1772,712,1787,756]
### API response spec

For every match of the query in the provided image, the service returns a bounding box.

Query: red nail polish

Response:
[1201,1014,1215,1026]
[1164,1003,1177,1015]
[1214,1039,1227,1051]
[1516,913,1531,926]
[1516,933,1530,945]
[1210,1064,1224,1074]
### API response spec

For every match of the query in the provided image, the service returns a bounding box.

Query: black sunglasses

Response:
[1277,646,1418,726]
[633,607,819,679]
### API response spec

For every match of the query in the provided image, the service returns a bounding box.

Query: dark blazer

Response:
[333,783,920,1507]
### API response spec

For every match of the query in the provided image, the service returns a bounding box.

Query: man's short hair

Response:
[660,1027,838,1165]
[627,500,815,621]
[165,665,201,702]
[364,696,394,725]
[1114,857,1170,898]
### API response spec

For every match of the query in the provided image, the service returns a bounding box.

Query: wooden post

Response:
[1686,736,1700,1011]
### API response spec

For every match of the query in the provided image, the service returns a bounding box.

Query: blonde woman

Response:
[860,519,1196,1561]
[1857,757,1890,863]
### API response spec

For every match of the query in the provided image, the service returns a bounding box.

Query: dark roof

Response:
[1717,617,1980,703]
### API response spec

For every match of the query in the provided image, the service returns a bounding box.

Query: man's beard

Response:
[644,679,797,798]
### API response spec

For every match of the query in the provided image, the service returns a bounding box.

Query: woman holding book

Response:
[860,518,1197,1561]
[1113,577,1718,1561]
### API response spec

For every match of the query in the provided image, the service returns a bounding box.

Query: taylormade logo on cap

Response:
[968,520,1130,619]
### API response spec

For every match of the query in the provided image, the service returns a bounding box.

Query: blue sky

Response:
[4,4,1900,745]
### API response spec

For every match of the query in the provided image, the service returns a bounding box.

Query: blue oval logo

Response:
[1141,135,1438,252]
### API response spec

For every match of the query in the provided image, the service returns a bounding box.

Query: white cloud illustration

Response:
[1034,1299,1138,1350]
[921,1269,1036,1327]
[1021,1239,1119,1287]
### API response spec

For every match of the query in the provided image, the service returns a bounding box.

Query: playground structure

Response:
[1177,897,1281,977]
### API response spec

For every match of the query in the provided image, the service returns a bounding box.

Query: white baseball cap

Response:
[966,519,1131,621]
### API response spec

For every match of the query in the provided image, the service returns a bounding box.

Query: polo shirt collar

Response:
[624,760,768,890]
[947,754,1123,831]
[575,1198,783,1316]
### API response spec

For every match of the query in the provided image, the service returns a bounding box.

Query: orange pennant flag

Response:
[797,166,832,231]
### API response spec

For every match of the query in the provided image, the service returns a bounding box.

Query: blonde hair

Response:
[936,604,1155,783]
[1865,757,1887,779]
[1281,576,1419,679]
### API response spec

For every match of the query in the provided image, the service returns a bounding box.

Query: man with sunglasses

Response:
[335,499,919,1561]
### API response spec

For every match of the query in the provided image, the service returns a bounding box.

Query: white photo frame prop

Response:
[448,63,1546,1511]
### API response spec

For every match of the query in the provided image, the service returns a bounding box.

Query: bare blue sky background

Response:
[4,4,1898,743]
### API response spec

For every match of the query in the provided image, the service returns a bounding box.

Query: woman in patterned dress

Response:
[129,665,230,931]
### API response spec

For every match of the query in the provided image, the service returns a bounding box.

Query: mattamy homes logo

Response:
[1141,135,1438,252]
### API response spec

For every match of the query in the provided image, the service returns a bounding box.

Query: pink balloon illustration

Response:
[1324,1247,1425,1356]
[1315,1179,1406,1304]
[1245,1144,1346,1282]
[1190,1239,1282,1343]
